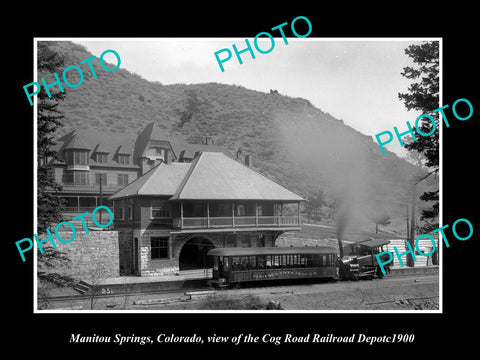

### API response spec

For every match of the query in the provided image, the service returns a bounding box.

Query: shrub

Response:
[200,294,265,310]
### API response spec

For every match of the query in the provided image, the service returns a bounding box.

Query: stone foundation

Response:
[38,230,120,282]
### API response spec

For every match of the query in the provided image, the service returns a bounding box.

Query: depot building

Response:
[109,149,304,277]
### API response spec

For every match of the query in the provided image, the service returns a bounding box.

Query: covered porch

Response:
[172,200,301,230]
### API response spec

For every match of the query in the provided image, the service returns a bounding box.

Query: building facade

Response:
[46,122,231,221]
[109,151,305,277]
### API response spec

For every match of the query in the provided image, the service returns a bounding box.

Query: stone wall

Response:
[41,230,120,282]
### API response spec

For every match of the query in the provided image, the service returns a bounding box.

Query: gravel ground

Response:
[271,283,439,310]
[42,274,439,311]
[129,274,439,311]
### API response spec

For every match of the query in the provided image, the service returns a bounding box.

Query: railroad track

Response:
[44,286,209,303]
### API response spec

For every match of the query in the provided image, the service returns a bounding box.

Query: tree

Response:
[398,41,439,232]
[370,211,391,234]
[36,42,74,289]
[304,189,326,222]
[37,42,67,233]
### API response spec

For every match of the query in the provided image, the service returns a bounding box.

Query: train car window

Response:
[266,256,272,268]
[240,257,249,270]
[299,255,306,267]
[312,255,321,267]
[232,257,241,271]
[291,255,296,267]
[223,257,230,271]
[305,255,313,267]
[272,256,279,268]
[257,256,265,269]
[249,256,256,269]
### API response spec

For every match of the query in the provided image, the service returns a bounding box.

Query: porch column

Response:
[255,201,258,227]
[207,202,210,228]
[180,201,184,228]
[281,203,284,225]
[297,202,300,225]
[232,202,235,227]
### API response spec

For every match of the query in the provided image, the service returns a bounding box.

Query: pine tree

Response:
[37,42,66,233]
[398,41,439,232]
[36,42,75,290]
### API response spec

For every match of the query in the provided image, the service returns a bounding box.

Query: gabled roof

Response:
[109,161,191,200]
[50,128,137,168]
[171,152,305,201]
[55,129,135,154]
[133,122,179,162]
[179,143,234,160]
[63,133,90,150]
[109,152,305,202]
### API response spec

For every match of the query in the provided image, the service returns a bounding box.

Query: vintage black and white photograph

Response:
[33,37,441,312]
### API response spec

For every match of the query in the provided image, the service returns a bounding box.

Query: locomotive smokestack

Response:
[337,238,344,259]
[336,200,351,259]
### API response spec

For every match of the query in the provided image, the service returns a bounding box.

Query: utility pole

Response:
[99,174,103,225]
[408,168,438,267]
[406,204,410,239]
[407,183,416,267]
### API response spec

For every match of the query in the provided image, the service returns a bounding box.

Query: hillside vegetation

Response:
[39,41,437,235]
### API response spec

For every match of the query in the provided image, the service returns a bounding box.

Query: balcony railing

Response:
[173,215,300,229]
[61,183,126,192]
[63,206,114,213]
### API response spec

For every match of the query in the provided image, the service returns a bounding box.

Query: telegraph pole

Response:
[408,169,438,267]
[99,174,103,224]
[407,183,416,267]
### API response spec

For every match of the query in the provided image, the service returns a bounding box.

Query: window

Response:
[240,234,250,247]
[65,150,88,165]
[117,154,129,165]
[74,171,88,185]
[235,204,245,216]
[74,151,88,165]
[115,199,125,220]
[95,173,107,185]
[118,174,129,186]
[150,147,165,157]
[151,237,169,259]
[96,152,108,163]
[151,201,170,218]
[256,204,263,216]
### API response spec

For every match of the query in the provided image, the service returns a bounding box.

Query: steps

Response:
[73,280,92,294]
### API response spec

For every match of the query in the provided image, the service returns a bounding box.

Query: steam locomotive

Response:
[337,238,391,280]
[207,238,391,288]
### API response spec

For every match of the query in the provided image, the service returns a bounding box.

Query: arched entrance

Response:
[179,237,215,271]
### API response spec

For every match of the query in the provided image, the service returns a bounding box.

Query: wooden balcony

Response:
[173,215,301,230]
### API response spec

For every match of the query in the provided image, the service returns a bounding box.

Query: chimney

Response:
[245,154,251,167]
[164,148,170,164]
[205,136,212,145]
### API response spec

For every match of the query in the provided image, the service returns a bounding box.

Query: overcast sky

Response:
[72,38,433,158]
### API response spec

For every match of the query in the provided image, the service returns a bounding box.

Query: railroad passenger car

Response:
[207,246,339,288]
